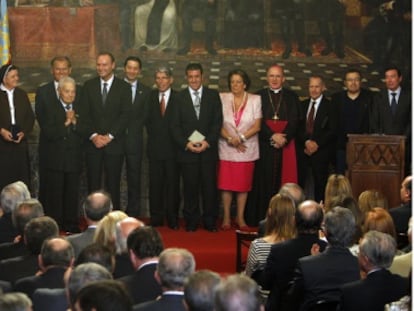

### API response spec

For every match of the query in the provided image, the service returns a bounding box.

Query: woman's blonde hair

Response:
[93,210,128,254]
[265,194,296,241]
[324,174,353,211]
[358,189,388,215]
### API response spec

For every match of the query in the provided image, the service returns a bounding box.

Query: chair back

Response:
[235,229,258,272]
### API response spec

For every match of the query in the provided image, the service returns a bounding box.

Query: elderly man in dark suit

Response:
[133,248,195,311]
[286,207,360,310]
[390,175,412,239]
[14,237,74,298]
[118,226,163,305]
[145,66,180,228]
[260,200,326,311]
[371,65,412,174]
[78,52,132,210]
[41,76,82,233]
[123,56,150,217]
[67,190,112,258]
[296,75,337,202]
[338,230,409,311]
[171,63,222,232]
[35,56,73,207]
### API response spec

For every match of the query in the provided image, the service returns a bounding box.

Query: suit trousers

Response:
[125,153,143,217]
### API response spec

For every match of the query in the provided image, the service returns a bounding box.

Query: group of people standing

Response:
[0,53,410,232]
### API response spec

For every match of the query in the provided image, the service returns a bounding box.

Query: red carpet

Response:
[157,226,245,274]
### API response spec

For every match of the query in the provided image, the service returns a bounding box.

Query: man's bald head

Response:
[115,217,145,254]
[296,200,324,234]
[83,191,113,223]
[40,237,74,270]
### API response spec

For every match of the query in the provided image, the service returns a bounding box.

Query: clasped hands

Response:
[304,139,318,155]
[186,140,209,153]
[92,134,112,149]
[227,136,247,153]
[64,110,77,127]
[271,133,287,149]
[0,128,24,143]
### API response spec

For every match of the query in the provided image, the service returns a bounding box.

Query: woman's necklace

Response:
[267,89,282,120]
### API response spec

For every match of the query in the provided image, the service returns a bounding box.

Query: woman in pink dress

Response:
[218,69,262,230]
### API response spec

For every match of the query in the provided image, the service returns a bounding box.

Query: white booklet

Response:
[188,130,205,143]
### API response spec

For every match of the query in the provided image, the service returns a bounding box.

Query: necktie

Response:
[102,82,108,106]
[65,104,72,111]
[160,93,166,116]
[390,92,397,115]
[193,91,201,119]
[306,101,316,135]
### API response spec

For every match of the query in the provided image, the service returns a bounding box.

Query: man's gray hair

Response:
[58,76,76,89]
[215,274,262,311]
[324,206,355,247]
[0,181,30,213]
[0,292,32,311]
[157,248,195,290]
[359,230,397,269]
[67,262,113,307]
[155,65,173,78]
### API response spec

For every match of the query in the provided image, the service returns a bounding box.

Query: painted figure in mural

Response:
[273,0,311,58]
[123,56,150,217]
[177,0,218,55]
[0,64,35,192]
[246,65,300,225]
[218,69,262,231]
[134,0,178,52]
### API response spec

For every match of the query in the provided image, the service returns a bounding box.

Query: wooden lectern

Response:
[346,134,406,208]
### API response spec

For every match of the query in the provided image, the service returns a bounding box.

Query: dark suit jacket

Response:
[113,253,135,279]
[41,96,82,172]
[78,76,132,155]
[0,254,38,285]
[338,269,409,311]
[286,246,360,311]
[133,293,186,311]
[371,88,411,137]
[0,240,29,261]
[14,266,66,298]
[67,226,96,258]
[261,234,327,311]
[145,89,178,161]
[389,202,412,235]
[0,213,18,244]
[32,288,68,311]
[118,262,162,305]
[170,87,223,163]
[125,82,151,155]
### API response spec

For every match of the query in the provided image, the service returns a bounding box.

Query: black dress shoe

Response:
[186,226,197,232]
[205,225,218,232]
[321,47,332,56]
[168,224,179,230]
[177,47,189,55]
[282,48,291,59]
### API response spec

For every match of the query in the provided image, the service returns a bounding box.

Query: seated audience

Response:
[113,217,144,278]
[66,262,113,310]
[260,200,326,311]
[74,280,133,311]
[67,190,113,258]
[358,189,388,215]
[389,175,412,236]
[75,243,115,273]
[184,270,221,311]
[389,217,412,277]
[338,231,409,311]
[214,274,264,311]
[362,207,397,240]
[93,210,128,254]
[14,237,75,298]
[258,183,305,237]
[0,292,32,311]
[323,174,353,211]
[0,198,44,261]
[0,216,59,285]
[118,226,163,304]
[245,194,296,299]
[133,248,196,311]
[286,207,360,310]
[0,181,31,243]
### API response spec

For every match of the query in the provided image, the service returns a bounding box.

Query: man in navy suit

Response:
[118,226,163,305]
[78,52,132,210]
[145,66,180,228]
[123,56,150,217]
[133,248,195,311]
[371,65,412,174]
[35,56,73,208]
[171,63,223,232]
[296,75,337,202]
[338,230,409,311]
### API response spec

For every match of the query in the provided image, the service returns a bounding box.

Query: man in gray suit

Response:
[67,191,112,258]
